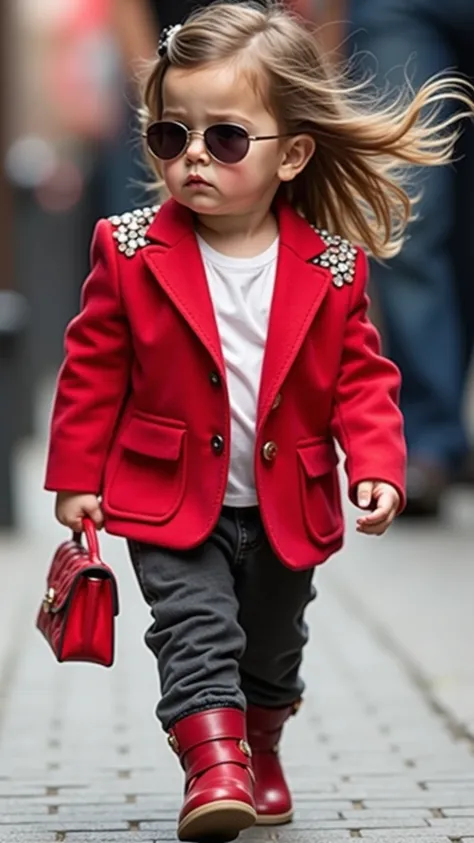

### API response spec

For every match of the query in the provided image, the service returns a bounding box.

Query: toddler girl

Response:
[45,3,472,840]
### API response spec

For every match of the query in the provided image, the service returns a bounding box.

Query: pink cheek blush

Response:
[213,162,252,189]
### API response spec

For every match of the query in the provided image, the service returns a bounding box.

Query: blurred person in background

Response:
[349,0,474,518]
[112,0,340,71]
[3,0,122,446]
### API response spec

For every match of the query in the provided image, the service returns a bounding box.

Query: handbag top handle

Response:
[73,517,101,564]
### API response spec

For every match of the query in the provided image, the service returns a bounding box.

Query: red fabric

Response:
[36,519,119,666]
[45,198,406,570]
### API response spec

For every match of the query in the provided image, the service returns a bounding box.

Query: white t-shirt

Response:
[197,234,279,506]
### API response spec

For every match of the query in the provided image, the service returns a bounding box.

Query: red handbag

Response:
[36,517,119,666]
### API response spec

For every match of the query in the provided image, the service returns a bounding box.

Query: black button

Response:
[211,434,225,455]
[209,371,221,387]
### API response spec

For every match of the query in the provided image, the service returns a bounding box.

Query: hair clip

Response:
[158,24,182,58]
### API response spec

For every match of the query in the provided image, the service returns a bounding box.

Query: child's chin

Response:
[180,195,226,214]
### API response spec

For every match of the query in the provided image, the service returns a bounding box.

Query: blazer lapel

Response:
[142,198,332,411]
[143,200,225,375]
[257,202,332,426]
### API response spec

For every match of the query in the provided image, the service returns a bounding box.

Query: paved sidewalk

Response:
[1,417,474,843]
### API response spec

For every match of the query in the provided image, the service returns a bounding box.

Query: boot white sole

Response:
[178,799,257,842]
[255,808,294,825]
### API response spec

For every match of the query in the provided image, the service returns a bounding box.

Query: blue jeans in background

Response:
[349,0,474,469]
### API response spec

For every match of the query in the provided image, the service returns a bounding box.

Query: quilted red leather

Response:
[36,518,119,666]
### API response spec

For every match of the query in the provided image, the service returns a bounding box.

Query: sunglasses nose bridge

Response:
[185,129,209,159]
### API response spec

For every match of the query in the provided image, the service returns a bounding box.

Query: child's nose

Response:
[185,133,209,162]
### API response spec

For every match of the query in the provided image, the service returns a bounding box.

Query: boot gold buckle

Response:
[292,699,302,715]
[168,734,180,754]
[239,739,252,758]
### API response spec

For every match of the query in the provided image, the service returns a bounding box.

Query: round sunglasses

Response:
[144,120,295,165]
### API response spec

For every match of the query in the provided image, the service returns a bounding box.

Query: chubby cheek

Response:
[215,161,262,198]
[162,160,185,194]
[218,144,281,198]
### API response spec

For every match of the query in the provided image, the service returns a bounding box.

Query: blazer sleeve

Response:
[330,249,407,510]
[44,219,132,493]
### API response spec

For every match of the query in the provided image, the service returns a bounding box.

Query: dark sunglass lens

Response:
[205,124,249,163]
[146,122,187,159]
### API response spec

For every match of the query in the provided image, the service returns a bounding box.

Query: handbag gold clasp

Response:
[42,587,56,613]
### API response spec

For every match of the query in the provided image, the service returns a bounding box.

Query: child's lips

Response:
[185,175,212,188]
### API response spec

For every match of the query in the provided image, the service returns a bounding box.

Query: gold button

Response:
[239,739,252,757]
[272,393,282,410]
[262,441,278,462]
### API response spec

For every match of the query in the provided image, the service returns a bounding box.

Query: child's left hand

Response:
[356,481,400,536]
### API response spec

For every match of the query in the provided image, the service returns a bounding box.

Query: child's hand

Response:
[356,481,400,536]
[55,492,104,532]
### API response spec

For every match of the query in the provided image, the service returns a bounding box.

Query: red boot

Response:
[246,702,300,825]
[168,708,257,842]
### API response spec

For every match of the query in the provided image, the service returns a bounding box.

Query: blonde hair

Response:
[141,1,474,258]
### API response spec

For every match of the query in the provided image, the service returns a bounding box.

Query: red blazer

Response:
[45,198,406,570]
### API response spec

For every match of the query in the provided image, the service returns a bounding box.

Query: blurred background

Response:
[0,4,474,827]
[0,0,473,530]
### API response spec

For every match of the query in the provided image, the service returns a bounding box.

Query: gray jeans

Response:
[128,506,316,731]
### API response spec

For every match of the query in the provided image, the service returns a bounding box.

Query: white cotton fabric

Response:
[197,234,279,506]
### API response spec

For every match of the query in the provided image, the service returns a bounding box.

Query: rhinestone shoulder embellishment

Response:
[311,228,358,288]
[108,205,160,257]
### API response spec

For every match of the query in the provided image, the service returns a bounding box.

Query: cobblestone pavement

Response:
[1,413,474,843]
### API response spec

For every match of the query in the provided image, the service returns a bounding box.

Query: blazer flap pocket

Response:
[298,440,338,478]
[120,414,185,461]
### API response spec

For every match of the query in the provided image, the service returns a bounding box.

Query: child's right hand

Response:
[55,492,104,532]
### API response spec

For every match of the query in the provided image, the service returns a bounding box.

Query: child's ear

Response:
[278,135,315,182]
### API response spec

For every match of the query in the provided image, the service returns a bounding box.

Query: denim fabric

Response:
[128,506,316,731]
[349,0,474,466]
[95,92,151,218]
